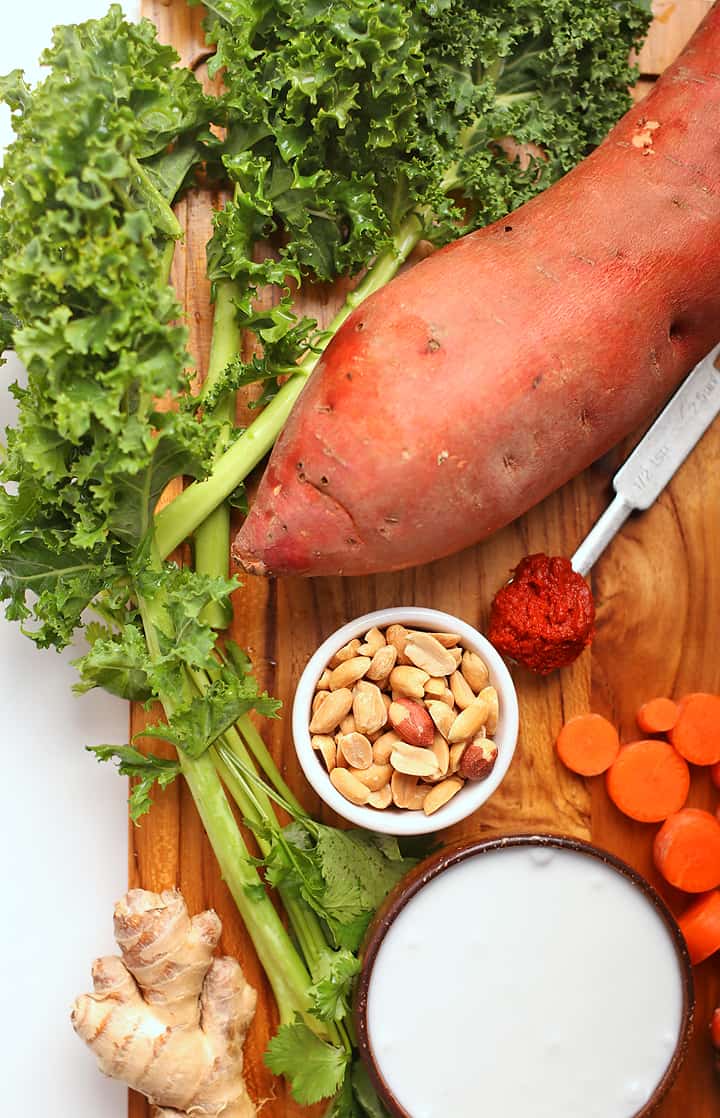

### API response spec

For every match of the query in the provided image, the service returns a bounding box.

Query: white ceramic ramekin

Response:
[292,607,519,835]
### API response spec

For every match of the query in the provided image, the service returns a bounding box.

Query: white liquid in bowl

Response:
[366,845,684,1118]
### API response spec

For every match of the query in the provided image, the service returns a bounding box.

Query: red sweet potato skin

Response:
[234,6,720,578]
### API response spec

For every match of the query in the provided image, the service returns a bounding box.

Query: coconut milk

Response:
[366,845,684,1118]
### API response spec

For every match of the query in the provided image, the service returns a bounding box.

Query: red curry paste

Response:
[488,553,595,674]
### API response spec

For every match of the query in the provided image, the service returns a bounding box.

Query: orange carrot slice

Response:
[606,740,690,823]
[678,891,720,964]
[654,809,720,893]
[636,697,680,735]
[556,714,620,777]
[669,693,720,765]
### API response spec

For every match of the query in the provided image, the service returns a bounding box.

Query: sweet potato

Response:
[234,7,720,577]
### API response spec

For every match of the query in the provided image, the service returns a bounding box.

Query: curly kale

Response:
[0,7,215,646]
[197,0,651,284]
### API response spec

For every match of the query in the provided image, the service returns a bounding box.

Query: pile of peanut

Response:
[308,624,499,816]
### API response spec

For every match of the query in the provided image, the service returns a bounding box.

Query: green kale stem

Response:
[154,209,425,557]
[194,278,242,628]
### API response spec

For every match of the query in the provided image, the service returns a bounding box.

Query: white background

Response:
[1,3,139,1115]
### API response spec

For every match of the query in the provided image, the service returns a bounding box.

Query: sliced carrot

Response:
[678,891,720,964]
[654,809,720,893]
[636,697,680,735]
[556,714,620,777]
[669,693,720,766]
[606,740,690,823]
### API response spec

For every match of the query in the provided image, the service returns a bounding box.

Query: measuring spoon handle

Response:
[571,495,633,578]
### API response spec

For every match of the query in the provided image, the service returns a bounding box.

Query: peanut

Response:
[321,743,337,771]
[312,691,330,715]
[330,638,362,666]
[366,643,398,681]
[430,732,450,777]
[426,699,455,740]
[461,650,489,693]
[353,680,388,736]
[373,730,401,764]
[404,631,457,677]
[359,627,386,657]
[337,732,373,770]
[386,624,411,663]
[329,656,371,690]
[367,784,393,810]
[423,777,464,815]
[340,713,356,735]
[330,768,371,806]
[389,699,435,748]
[316,669,333,691]
[447,697,490,744]
[391,771,428,810]
[309,688,354,734]
[450,670,476,711]
[352,763,393,791]
[448,646,463,668]
[389,665,430,699]
[311,734,337,773]
[405,783,430,810]
[478,686,499,734]
[459,737,498,781]
[427,631,462,648]
[390,742,441,779]
[449,742,469,774]
[424,676,448,699]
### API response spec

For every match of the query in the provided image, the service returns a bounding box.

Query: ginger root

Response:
[72,888,257,1118]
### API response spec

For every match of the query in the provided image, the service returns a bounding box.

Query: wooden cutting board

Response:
[130,2,720,1114]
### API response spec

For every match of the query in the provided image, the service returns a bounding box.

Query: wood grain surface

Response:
[130,2,720,1115]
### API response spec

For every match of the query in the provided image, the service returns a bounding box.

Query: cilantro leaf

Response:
[307,948,361,1024]
[326,1073,358,1118]
[352,1061,391,1118]
[265,1019,350,1105]
[253,818,419,952]
[314,828,414,930]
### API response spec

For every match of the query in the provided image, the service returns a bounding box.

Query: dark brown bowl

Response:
[355,833,695,1118]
